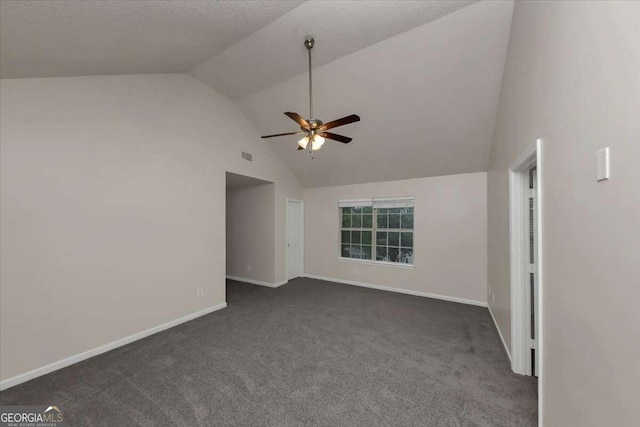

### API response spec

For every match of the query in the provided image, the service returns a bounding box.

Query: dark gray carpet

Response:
[1,278,537,426]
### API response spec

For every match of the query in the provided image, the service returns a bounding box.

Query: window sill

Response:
[336,257,416,270]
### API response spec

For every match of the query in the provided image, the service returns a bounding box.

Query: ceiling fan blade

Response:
[319,114,360,131]
[284,112,310,129]
[320,132,352,144]
[261,131,305,139]
[297,146,304,150]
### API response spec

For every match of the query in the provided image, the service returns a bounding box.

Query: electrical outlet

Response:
[247,265,252,271]
[492,292,495,303]
[197,288,203,298]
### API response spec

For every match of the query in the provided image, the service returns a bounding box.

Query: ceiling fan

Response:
[261,36,360,152]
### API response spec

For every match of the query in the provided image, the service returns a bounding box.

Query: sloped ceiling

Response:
[1,0,513,188]
[0,0,303,78]
[240,1,514,187]
[191,0,477,99]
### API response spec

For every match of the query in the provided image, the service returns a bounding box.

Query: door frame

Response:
[509,138,543,393]
[285,198,305,280]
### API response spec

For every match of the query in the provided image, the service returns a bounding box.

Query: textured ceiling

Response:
[1,0,514,188]
[0,0,303,78]
[240,0,514,187]
[192,0,477,99]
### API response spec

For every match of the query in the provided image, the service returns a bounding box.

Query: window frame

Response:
[338,198,415,268]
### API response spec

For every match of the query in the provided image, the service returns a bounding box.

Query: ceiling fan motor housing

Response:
[306,118,322,129]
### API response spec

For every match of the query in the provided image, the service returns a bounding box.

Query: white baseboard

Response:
[0,302,227,391]
[488,305,511,363]
[302,274,488,307]
[226,276,287,288]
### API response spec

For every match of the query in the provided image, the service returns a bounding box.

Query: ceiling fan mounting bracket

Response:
[304,36,315,50]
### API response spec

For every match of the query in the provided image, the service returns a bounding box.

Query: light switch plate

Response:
[597,147,610,181]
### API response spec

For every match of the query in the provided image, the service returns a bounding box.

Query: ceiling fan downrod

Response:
[304,36,314,120]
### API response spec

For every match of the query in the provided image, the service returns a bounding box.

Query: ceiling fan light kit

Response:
[261,36,360,153]
[298,134,325,151]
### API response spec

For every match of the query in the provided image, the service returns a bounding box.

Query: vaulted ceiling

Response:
[0,0,514,188]
[240,1,513,187]
[0,0,303,78]
[191,0,477,98]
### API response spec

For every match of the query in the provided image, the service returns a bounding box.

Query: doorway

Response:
[286,199,304,280]
[509,139,543,379]
[225,172,275,288]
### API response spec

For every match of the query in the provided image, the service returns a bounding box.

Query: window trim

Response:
[337,256,416,269]
[339,197,415,267]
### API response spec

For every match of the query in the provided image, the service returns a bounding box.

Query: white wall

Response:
[487,1,640,425]
[304,172,487,305]
[0,74,302,383]
[226,183,275,283]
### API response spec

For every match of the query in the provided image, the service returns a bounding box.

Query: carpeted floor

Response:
[1,278,537,426]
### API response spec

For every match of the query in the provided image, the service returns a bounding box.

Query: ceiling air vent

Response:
[241,151,252,161]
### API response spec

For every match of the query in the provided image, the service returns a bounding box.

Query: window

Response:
[339,198,414,265]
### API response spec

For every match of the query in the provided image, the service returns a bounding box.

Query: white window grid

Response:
[340,206,414,264]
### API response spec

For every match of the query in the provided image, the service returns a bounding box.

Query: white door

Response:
[527,167,540,377]
[286,200,303,280]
